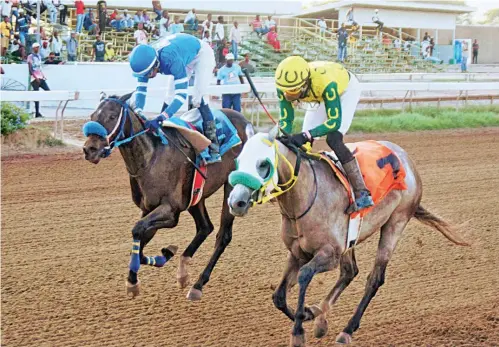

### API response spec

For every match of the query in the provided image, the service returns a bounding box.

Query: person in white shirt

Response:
[184,8,198,31]
[318,17,327,37]
[159,10,170,37]
[201,13,212,37]
[50,30,62,56]
[134,22,148,45]
[264,15,275,33]
[121,10,133,29]
[201,30,212,45]
[229,21,241,60]
[1,0,13,19]
[40,40,50,60]
[214,15,225,65]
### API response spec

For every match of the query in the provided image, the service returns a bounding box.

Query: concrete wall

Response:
[337,7,457,30]
[456,25,499,64]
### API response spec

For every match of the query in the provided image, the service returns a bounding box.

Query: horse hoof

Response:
[126,280,140,298]
[177,275,190,289]
[336,332,352,344]
[304,304,322,321]
[314,316,328,338]
[186,287,202,301]
[290,334,305,347]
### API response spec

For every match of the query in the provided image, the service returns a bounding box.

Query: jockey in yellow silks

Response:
[275,56,374,212]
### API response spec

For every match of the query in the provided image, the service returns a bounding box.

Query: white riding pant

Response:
[302,73,361,135]
[164,40,216,107]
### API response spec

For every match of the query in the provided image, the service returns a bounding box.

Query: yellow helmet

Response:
[275,56,310,92]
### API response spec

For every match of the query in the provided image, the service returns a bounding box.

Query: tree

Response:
[481,8,499,24]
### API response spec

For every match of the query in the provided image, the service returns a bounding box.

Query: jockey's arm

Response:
[163,60,189,118]
[277,89,295,134]
[133,75,149,114]
[309,82,342,138]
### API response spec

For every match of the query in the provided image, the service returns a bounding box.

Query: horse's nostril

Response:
[83,147,89,155]
[236,200,247,209]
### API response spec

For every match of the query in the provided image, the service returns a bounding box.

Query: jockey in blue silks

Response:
[128,33,220,163]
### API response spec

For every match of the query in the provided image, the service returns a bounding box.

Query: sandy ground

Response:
[2,128,499,346]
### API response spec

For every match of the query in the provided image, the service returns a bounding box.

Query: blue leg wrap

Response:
[143,255,167,267]
[129,239,141,273]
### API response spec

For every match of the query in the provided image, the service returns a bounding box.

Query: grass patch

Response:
[38,137,65,147]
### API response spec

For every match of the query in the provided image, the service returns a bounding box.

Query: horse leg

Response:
[127,204,179,298]
[187,183,234,301]
[336,216,408,344]
[176,200,214,288]
[313,248,359,339]
[272,251,300,321]
[291,245,338,347]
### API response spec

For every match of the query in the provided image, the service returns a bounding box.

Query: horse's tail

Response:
[414,205,470,246]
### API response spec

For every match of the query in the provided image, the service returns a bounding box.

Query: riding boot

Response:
[161,102,169,113]
[343,158,374,213]
[199,101,221,164]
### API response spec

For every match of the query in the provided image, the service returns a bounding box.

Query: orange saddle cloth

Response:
[320,140,408,218]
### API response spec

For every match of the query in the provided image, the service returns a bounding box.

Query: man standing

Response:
[472,39,479,64]
[159,10,170,37]
[184,8,197,31]
[28,42,50,118]
[59,0,68,25]
[134,22,147,45]
[372,9,384,33]
[217,53,244,112]
[75,0,84,33]
[239,53,255,74]
[50,30,62,57]
[0,16,12,56]
[1,0,13,21]
[17,9,30,46]
[152,0,162,21]
[337,23,348,63]
[97,0,106,34]
[66,31,78,61]
[318,17,327,37]
[92,34,105,62]
[461,40,468,73]
[229,21,240,60]
[214,16,225,65]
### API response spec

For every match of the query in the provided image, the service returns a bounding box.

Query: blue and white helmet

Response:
[129,44,158,77]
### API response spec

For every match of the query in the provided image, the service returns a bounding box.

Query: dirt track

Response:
[2,128,499,347]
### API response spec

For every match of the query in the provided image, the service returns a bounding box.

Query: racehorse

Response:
[82,92,254,300]
[227,128,469,346]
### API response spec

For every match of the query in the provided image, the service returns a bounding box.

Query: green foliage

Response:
[1,102,30,135]
[482,8,499,25]
[37,137,65,147]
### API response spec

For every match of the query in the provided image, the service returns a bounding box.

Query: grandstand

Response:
[1,2,447,75]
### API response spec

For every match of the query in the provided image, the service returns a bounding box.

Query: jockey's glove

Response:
[280,131,312,148]
[145,114,167,131]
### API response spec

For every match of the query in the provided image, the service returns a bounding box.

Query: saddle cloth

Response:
[160,108,242,207]
[319,140,407,249]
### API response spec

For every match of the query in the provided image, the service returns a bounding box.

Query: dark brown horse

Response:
[83,92,254,300]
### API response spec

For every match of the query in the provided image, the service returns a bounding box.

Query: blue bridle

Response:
[82,97,149,158]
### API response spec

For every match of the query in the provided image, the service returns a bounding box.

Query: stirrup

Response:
[346,191,374,214]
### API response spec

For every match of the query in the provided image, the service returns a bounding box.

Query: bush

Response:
[1,102,30,136]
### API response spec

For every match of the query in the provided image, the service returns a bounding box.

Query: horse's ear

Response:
[268,125,279,142]
[100,91,107,101]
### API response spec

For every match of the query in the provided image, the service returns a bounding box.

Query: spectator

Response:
[143,10,153,31]
[428,37,435,57]
[170,15,184,34]
[66,31,78,61]
[202,20,213,39]
[421,37,429,58]
[461,40,468,73]
[134,22,147,45]
[184,8,197,31]
[0,16,12,56]
[28,42,50,118]
[345,7,356,25]
[97,0,106,34]
[40,40,50,59]
[10,35,26,60]
[83,8,95,32]
[75,0,85,33]
[472,39,479,64]
[217,53,244,112]
[121,9,133,30]
[59,0,68,25]
[267,26,281,52]
[152,0,161,21]
[202,13,213,37]
[159,9,170,37]
[214,15,225,65]
[239,52,255,74]
[50,30,62,57]
[393,38,401,50]
[318,17,327,37]
[264,15,275,32]
[104,42,115,61]
[372,9,383,32]
[229,20,240,60]
[133,10,144,26]
[1,0,13,21]
[44,0,57,23]
[44,51,64,64]
[337,23,348,62]
[151,28,160,40]
[109,9,120,30]
[17,9,30,45]
[92,34,105,62]
[423,32,429,41]
[201,30,212,46]
[250,15,265,36]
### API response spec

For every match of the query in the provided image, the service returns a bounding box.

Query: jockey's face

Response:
[148,66,159,79]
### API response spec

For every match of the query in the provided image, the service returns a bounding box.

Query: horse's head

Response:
[227,126,280,217]
[82,92,137,164]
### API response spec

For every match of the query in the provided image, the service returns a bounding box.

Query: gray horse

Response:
[83,93,254,300]
[227,128,469,346]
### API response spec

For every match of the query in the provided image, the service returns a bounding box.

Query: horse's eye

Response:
[109,112,117,120]
[256,159,272,180]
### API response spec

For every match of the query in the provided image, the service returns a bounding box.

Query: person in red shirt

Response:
[267,26,281,52]
[75,0,85,33]
[250,14,265,37]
